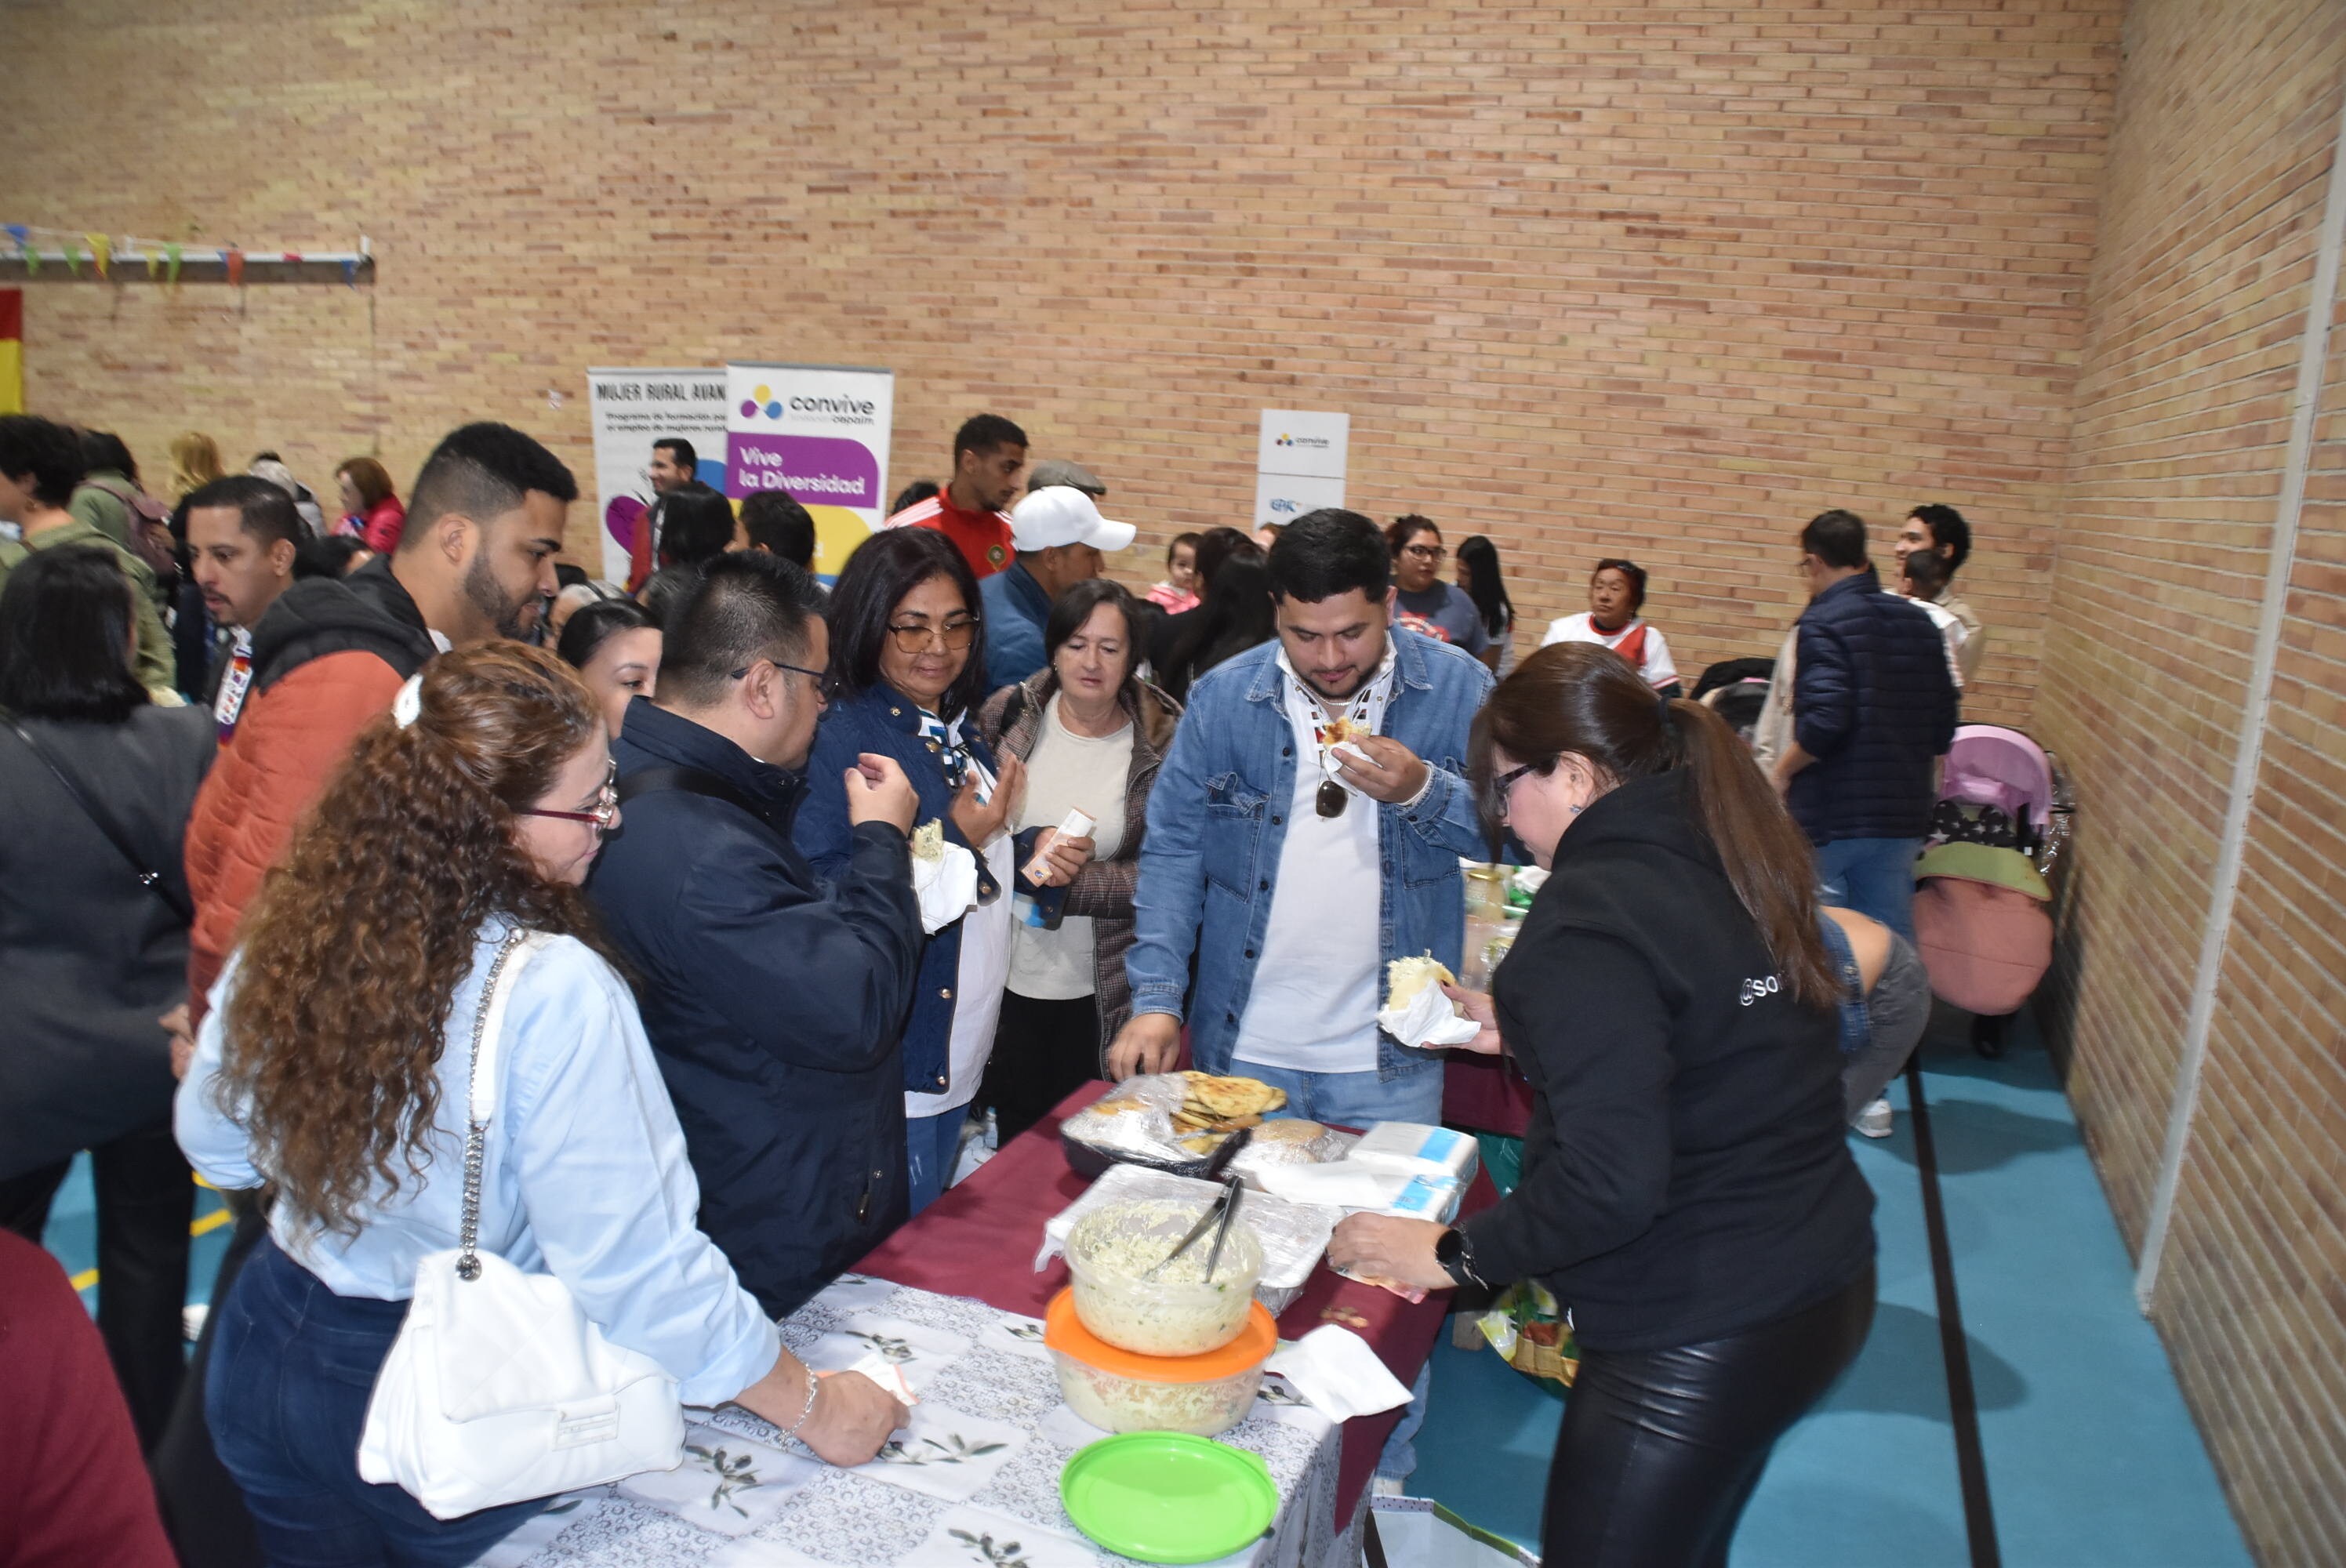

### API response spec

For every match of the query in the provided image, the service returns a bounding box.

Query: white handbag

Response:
[357,928,686,1519]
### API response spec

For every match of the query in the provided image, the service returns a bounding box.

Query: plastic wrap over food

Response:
[1058,1075,1190,1160]
[1226,1121,1353,1186]
[1037,1163,1340,1296]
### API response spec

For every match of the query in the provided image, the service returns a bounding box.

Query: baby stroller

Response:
[1913,725,2075,1055]
[1691,656,1775,746]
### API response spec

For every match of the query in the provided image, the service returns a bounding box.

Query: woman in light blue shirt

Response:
[176,643,905,1566]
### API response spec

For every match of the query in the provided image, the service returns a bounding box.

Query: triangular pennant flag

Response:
[341,257,357,289]
[146,248,162,280]
[223,247,243,287]
[85,234,110,279]
[281,251,302,264]
[164,243,182,286]
[62,239,82,276]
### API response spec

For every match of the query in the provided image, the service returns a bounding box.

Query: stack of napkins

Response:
[1266,1325,1414,1421]
[1251,1120,1474,1223]
[1347,1123,1480,1186]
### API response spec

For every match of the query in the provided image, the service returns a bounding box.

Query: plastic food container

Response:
[1044,1288,1277,1439]
[1065,1199,1265,1356]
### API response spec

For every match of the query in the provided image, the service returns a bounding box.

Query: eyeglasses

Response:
[731,655,828,684]
[886,617,979,654]
[1401,544,1447,562]
[1487,760,1540,821]
[518,760,620,831]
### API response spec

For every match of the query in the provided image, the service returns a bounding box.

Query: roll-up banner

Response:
[724,362,895,581]
[1254,408,1350,531]
[586,368,728,585]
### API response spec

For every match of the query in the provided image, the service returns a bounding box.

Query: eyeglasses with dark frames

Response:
[730,656,828,683]
[1487,760,1541,821]
[1401,543,1447,562]
[886,616,980,654]
[518,760,620,831]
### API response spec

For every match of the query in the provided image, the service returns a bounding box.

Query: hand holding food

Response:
[1332,732,1431,804]
[1328,1212,1455,1296]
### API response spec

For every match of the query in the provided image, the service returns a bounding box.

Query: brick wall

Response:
[2037,1,2346,1562]
[0,2,2123,724]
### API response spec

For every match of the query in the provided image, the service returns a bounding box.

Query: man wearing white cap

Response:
[979,485,1135,692]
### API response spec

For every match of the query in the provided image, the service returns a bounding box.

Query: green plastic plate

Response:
[1059,1432,1277,1563]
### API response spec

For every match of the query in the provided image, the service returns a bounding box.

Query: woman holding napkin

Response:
[1330,641,1876,1568]
[798,527,1023,1214]
[977,578,1182,1142]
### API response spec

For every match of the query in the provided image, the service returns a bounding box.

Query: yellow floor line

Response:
[67,1207,235,1293]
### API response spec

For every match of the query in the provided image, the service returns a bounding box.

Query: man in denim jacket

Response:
[1109,510,1494,1125]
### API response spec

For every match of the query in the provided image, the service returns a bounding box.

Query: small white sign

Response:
[1257,408,1350,481]
[1254,470,1349,531]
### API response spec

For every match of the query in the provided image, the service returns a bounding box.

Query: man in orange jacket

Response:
[180,423,576,1025]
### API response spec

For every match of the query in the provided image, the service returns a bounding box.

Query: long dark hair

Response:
[1456,535,1514,637]
[1165,552,1274,702]
[1470,642,1836,1008]
[556,597,656,671]
[826,525,989,720]
[0,546,149,723]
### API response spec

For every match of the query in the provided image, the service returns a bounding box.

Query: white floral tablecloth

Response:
[476,1274,1364,1568]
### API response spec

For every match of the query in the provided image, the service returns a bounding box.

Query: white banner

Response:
[1253,471,1350,532]
[724,362,895,580]
[1258,408,1350,481]
[1255,408,1350,529]
[586,368,729,585]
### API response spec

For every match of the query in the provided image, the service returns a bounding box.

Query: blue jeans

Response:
[1814,836,1924,946]
[1232,1061,1444,1128]
[207,1237,545,1566]
[905,1104,972,1217]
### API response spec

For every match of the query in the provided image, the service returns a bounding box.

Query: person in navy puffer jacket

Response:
[1769,509,1958,944]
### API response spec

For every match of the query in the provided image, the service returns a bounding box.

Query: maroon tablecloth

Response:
[1444,1051,1536,1138]
[856,1081,1494,1521]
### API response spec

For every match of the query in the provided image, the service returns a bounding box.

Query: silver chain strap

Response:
[455,928,527,1283]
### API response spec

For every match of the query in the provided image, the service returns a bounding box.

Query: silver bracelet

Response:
[778,1367,821,1439]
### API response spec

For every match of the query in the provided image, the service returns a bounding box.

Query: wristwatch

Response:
[1434,1226,1486,1290]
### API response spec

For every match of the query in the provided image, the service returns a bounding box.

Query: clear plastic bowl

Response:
[1064,1198,1265,1357]
[1044,1287,1276,1439]
[1050,1350,1266,1439]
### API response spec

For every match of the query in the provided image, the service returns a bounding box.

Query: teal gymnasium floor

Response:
[44,1011,2252,1566]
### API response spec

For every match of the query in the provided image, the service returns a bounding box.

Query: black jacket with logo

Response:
[1459,768,1875,1352]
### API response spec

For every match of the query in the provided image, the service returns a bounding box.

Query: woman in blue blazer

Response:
[797,528,1023,1213]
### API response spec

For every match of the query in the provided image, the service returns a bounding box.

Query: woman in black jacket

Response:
[0,546,216,1454]
[1331,641,1876,1568]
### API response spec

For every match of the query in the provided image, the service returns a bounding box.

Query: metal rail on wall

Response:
[0,227,375,286]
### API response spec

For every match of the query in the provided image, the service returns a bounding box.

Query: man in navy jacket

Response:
[1770,508,1959,943]
[586,552,925,1316]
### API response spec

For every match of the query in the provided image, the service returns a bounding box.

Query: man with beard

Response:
[1109,509,1492,1127]
[182,423,574,1016]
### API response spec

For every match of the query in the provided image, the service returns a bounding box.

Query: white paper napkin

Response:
[1266,1324,1414,1422]
[1378,981,1484,1049]
[912,840,980,934]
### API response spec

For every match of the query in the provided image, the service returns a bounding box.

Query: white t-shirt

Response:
[1008,695,1134,1001]
[1540,612,1678,691]
[1229,651,1396,1076]
[906,835,1015,1117]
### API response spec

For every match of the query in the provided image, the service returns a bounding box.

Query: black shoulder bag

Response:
[5,717,196,925]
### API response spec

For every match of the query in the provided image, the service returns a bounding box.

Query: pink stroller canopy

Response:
[1941,725,2053,829]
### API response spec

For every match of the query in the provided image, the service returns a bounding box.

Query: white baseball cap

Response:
[1011,485,1135,553]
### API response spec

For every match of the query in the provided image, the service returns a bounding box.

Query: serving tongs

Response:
[1146,1140,1252,1283]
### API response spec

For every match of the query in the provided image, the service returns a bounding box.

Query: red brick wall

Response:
[0,2,2123,725]
[2037,1,2346,1561]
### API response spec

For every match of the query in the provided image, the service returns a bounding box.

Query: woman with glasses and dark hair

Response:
[1384,514,1490,657]
[1541,556,1682,696]
[975,579,1182,1141]
[1330,641,1876,1568]
[176,643,904,1565]
[796,527,1024,1213]
[0,546,216,1456]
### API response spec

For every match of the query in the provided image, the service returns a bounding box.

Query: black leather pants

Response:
[1542,1265,1876,1568]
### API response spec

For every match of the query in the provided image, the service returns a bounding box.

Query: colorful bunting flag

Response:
[164,243,182,285]
[85,234,110,280]
[61,240,82,276]
[223,248,244,287]
[0,290,21,415]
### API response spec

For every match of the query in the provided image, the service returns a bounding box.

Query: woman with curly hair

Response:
[175,644,905,1566]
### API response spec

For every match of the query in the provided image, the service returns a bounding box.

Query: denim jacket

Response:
[1125,630,1494,1080]
[794,683,1004,1096]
